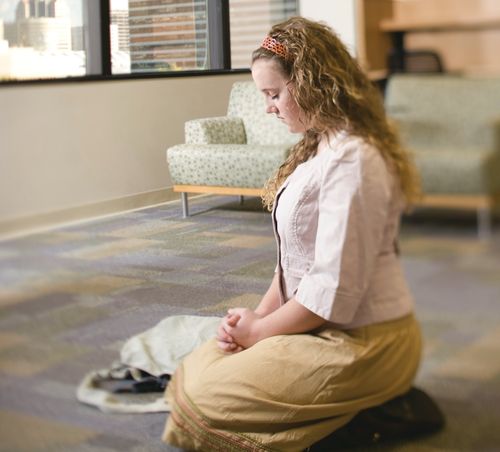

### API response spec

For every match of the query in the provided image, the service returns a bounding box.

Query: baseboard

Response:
[0,187,179,241]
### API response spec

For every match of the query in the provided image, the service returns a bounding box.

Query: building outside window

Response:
[0,0,298,81]
[0,0,84,80]
[122,0,208,74]
[110,0,131,73]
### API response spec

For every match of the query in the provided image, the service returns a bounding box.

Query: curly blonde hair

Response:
[253,17,421,211]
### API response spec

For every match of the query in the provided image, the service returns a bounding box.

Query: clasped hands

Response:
[216,308,262,353]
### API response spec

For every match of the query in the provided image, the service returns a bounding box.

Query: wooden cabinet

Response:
[355,0,393,76]
[355,0,500,76]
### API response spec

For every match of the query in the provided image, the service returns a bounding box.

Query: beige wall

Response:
[0,72,252,238]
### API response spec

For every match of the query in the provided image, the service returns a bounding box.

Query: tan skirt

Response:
[162,314,421,452]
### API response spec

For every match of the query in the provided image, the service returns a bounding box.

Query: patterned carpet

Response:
[0,195,499,452]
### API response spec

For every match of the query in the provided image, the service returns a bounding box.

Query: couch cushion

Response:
[227,81,301,147]
[413,148,500,194]
[167,144,291,188]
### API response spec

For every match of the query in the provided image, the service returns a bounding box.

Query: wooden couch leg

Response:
[477,206,492,240]
[181,192,189,218]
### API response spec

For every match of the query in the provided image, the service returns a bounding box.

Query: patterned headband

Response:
[261,36,288,59]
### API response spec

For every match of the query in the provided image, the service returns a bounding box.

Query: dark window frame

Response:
[0,0,251,87]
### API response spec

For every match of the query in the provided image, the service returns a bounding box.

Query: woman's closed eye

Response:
[265,91,279,100]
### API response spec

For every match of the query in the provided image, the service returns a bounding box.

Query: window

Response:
[0,0,85,81]
[112,0,209,74]
[230,0,297,69]
[0,0,298,82]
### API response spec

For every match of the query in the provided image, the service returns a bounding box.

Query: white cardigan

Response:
[273,131,414,329]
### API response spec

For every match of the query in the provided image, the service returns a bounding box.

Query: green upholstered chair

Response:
[385,74,500,238]
[167,81,301,217]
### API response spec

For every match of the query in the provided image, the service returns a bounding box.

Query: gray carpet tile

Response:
[0,194,499,451]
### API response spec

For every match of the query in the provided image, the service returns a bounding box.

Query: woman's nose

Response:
[266,104,278,115]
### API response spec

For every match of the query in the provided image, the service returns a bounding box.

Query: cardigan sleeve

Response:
[294,143,392,323]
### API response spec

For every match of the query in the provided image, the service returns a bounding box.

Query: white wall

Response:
[0,72,251,237]
[299,0,357,55]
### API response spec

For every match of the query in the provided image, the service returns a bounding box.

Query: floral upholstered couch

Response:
[385,74,500,238]
[166,81,301,216]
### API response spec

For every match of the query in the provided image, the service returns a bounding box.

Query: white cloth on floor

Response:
[76,315,221,414]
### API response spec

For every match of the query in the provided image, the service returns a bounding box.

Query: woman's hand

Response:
[224,308,262,349]
[216,312,244,353]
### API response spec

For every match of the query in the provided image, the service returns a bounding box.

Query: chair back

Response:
[385,74,500,151]
[388,50,444,74]
[227,81,301,146]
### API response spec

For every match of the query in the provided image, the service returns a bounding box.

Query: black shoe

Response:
[310,387,445,451]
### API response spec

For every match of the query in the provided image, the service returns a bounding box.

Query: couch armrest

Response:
[185,117,246,144]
